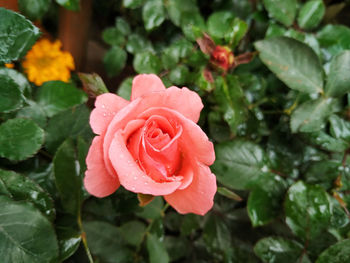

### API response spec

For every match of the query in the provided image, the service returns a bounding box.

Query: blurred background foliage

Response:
[2,0,350,262]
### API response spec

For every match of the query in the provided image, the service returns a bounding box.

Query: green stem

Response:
[77,211,94,263]
[160,203,170,217]
[136,202,170,255]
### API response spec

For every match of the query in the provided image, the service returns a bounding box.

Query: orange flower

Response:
[22,39,75,86]
[5,63,14,68]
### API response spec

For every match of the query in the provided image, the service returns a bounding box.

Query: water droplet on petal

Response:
[144,182,148,185]
[101,104,106,108]
[132,187,135,191]
[103,113,107,117]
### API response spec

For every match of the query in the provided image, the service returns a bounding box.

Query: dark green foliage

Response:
[2,1,350,262]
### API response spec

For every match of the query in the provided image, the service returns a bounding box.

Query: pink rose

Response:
[84,74,216,215]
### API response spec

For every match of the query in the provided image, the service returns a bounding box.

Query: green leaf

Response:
[55,0,80,11]
[217,187,242,201]
[325,50,350,97]
[316,239,350,263]
[84,221,133,263]
[45,104,91,154]
[180,12,205,41]
[133,52,162,74]
[53,138,82,215]
[263,0,297,27]
[265,22,287,38]
[27,164,57,198]
[103,46,127,77]
[16,101,46,128]
[78,72,108,97]
[77,136,89,179]
[102,27,125,46]
[254,237,305,263]
[329,115,350,142]
[56,214,81,261]
[247,173,287,227]
[147,233,170,263]
[0,196,59,263]
[136,196,164,219]
[119,220,147,246]
[207,111,231,142]
[166,0,198,27]
[212,140,267,190]
[226,18,248,48]
[306,131,349,152]
[0,169,55,221]
[149,217,164,238]
[203,214,231,252]
[115,18,131,35]
[126,33,153,54]
[37,81,88,117]
[0,8,40,63]
[285,181,332,241]
[207,11,235,39]
[18,0,50,20]
[214,76,247,134]
[165,236,190,262]
[290,97,339,133]
[317,25,350,56]
[297,0,325,30]
[255,37,324,93]
[162,38,193,70]
[123,0,143,9]
[168,65,189,85]
[143,0,165,30]
[0,118,44,161]
[0,68,31,94]
[161,48,179,70]
[304,160,340,190]
[117,77,132,100]
[0,74,23,113]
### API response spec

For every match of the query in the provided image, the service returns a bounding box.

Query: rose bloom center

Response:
[127,115,183,183]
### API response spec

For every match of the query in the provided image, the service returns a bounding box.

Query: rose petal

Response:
[165,86,203,123]
[131,74,166,100]
[109,131,182,195]
[142,115,182,179]
[138,107,215,166]
[164,163,216,215]
[90,93,129,135]
[177,154,193,190]
[103,89,209,176]
[131,75,203,122]
[84,136,120,197]
[103,99,143,177]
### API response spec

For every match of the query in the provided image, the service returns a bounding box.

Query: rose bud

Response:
[84,74,217,215]
[210,45,235,71]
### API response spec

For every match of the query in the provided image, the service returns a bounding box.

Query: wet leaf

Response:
[0,118,44,161]
[255,37,323,94]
